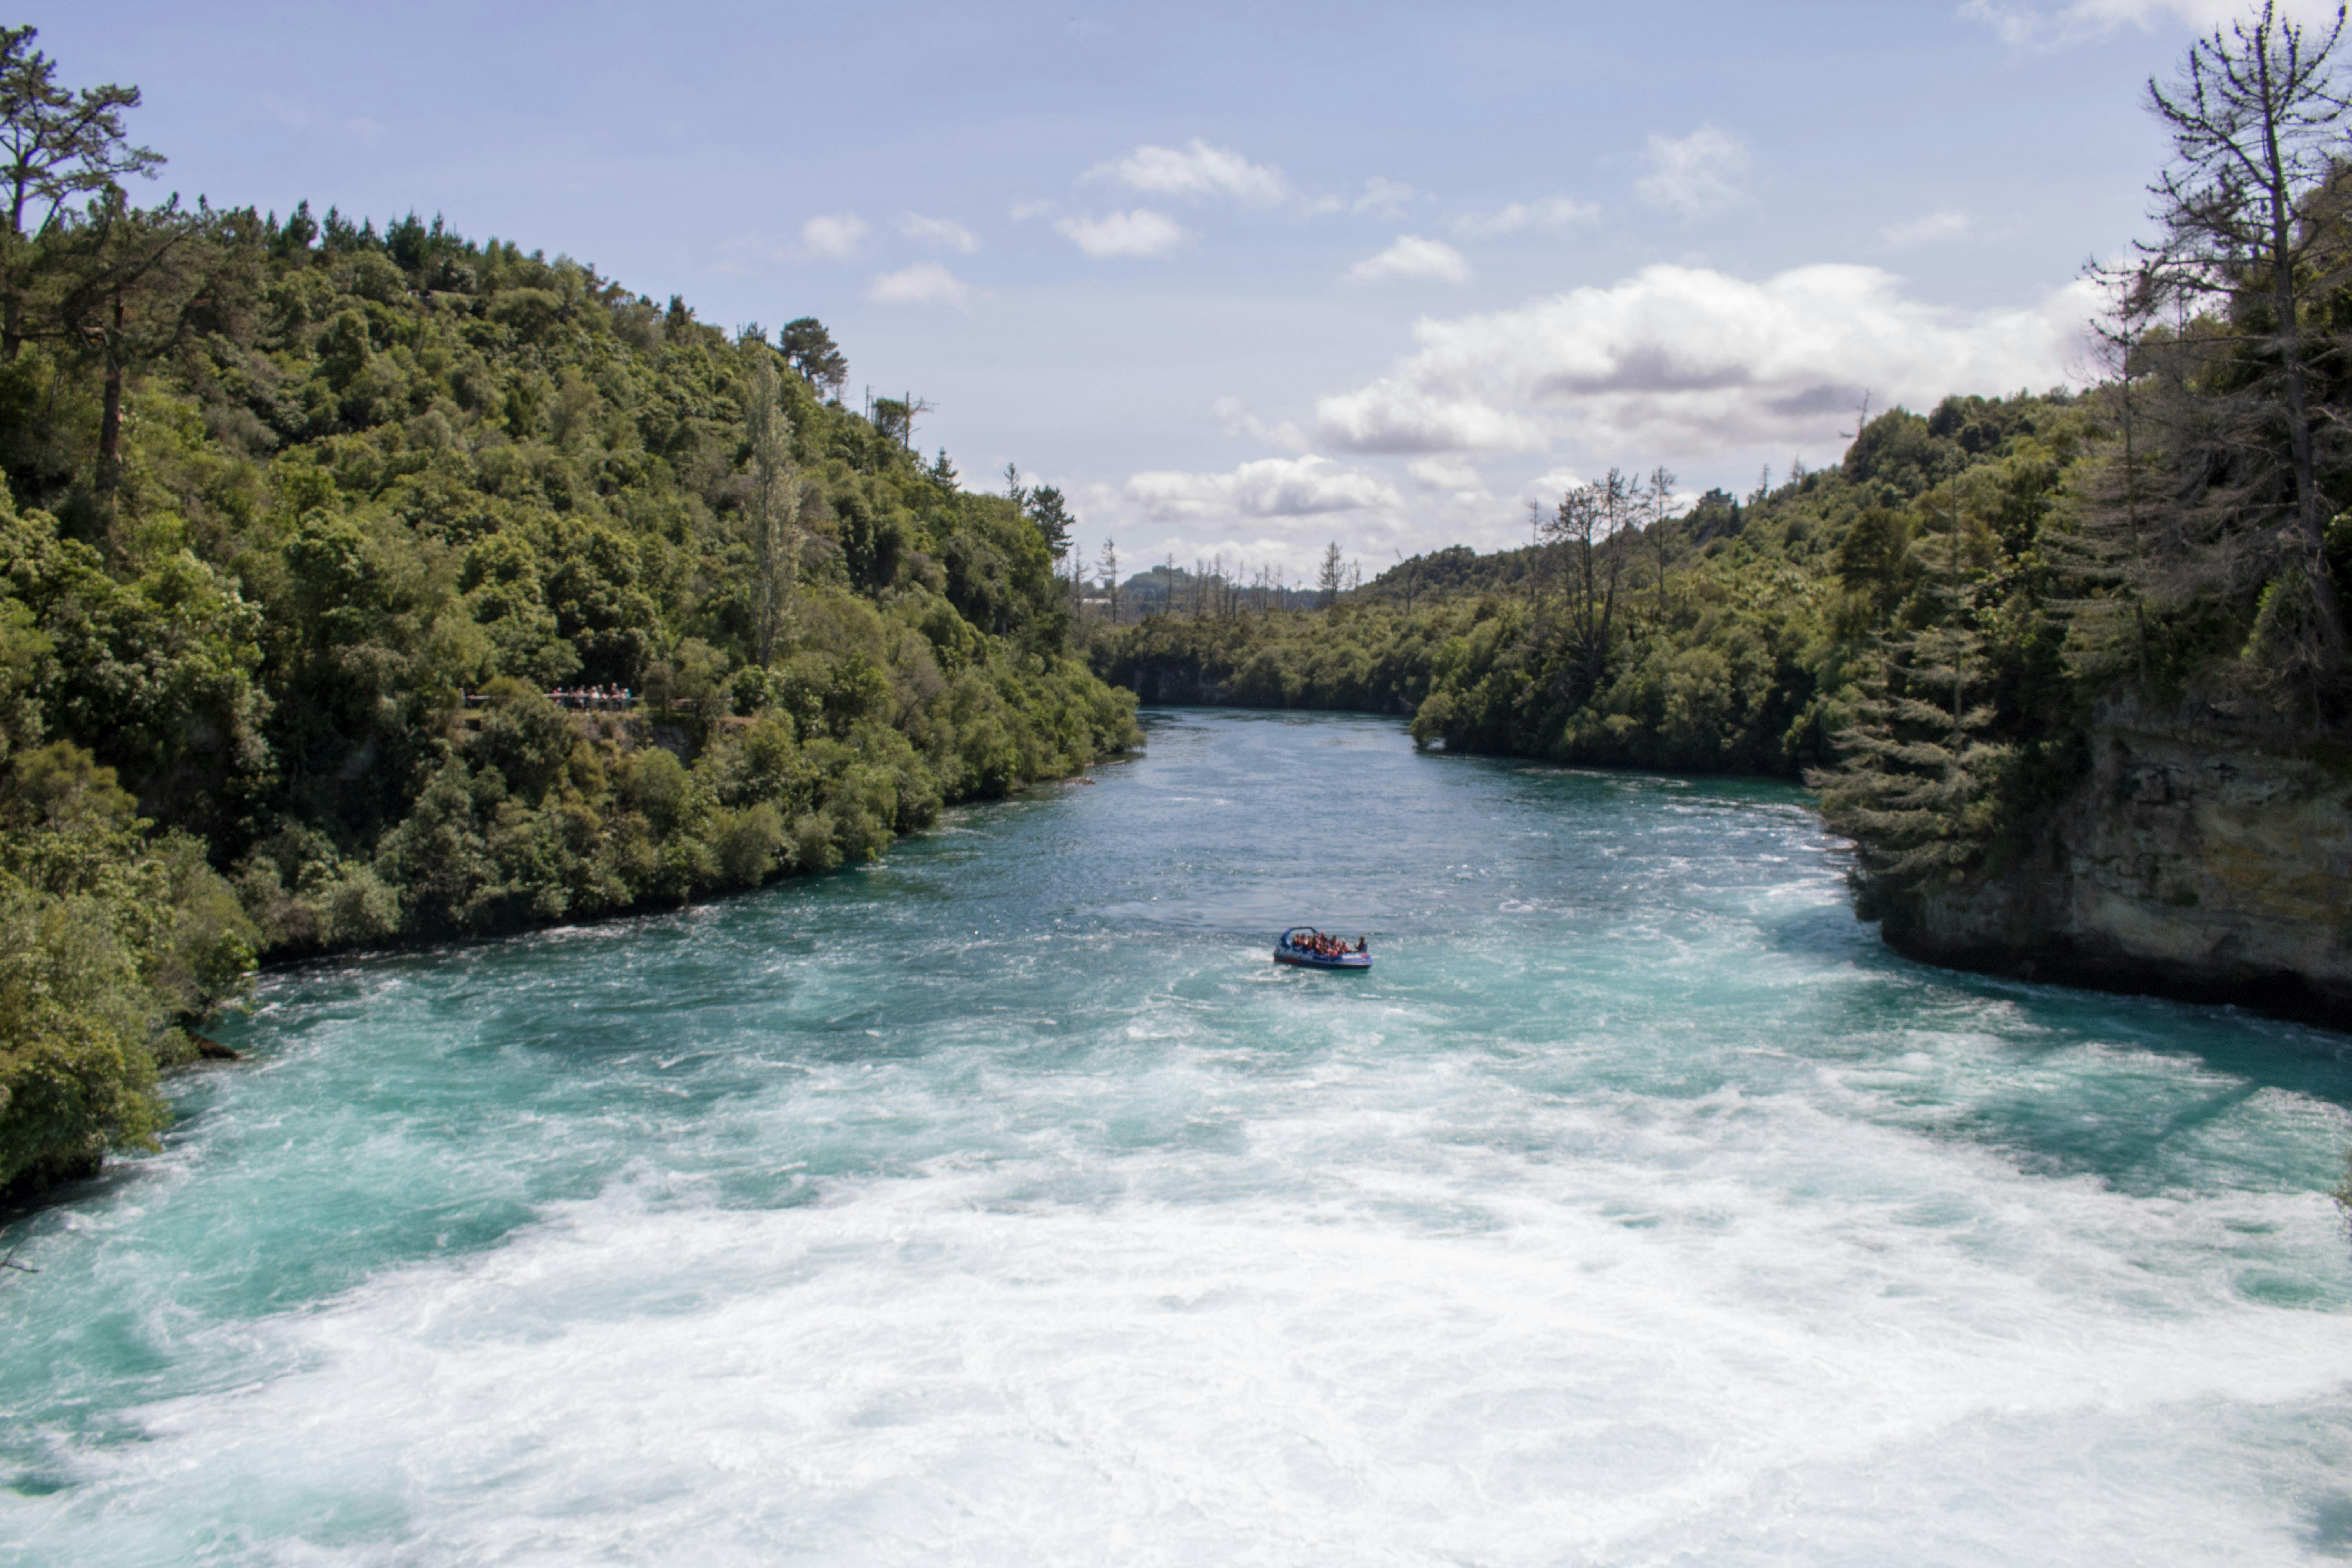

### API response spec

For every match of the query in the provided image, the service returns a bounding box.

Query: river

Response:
[5,708,2351,1564]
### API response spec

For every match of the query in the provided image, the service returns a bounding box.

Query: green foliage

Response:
[1095,391,2092,856]
[0,740,256,1196]
[0,158,1140,1190]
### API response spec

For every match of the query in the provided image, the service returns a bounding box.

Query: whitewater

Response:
[4,708,2350,1565]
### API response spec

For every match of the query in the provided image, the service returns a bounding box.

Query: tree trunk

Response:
[2258,56,2345,661]
[97,287,124,490]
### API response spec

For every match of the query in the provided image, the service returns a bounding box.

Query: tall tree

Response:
[0,27,161,361]
[1101,538,1120,623]
[1317,541,1345,608]
[1026,483,1073,568]
[50,194,251,517]
[2140,0,2352,679]
[778,316,845,400]
[742,356,805,665]
[1540,472,1630,703]
[1811,501,2013,892]
[1644,463,1679,618]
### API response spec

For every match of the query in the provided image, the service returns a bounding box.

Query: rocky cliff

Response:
[1879,718,2352,1027]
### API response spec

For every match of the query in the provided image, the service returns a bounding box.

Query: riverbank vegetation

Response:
[1094,390,2084,785]
[0,27,1135,1196]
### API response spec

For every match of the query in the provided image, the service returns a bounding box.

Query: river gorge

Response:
[4,710,2350,1564]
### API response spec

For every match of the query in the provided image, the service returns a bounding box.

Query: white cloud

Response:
[1124,455,1401,521]
[1008,199,1057,221]
[1212,396,1311,452]
[1346,235,1473,285]
[866,262,969,306]
[799,212,869,260]
[1407,456,1483,492]
[1355,177,1419,220]
[899,214,978,253]
[1522,467,1588,505]
[1960,0,2338,47]
[1056,209,1189,259]
[1635,125,1753,217]
[1314,262,2098,458]
[1882,209,1974,249]
[1453,197,1601,238]
[1088,139,1289,207]
[1314,383,1547,455]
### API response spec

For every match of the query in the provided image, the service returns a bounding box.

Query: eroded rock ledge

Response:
[1878,719,2352,1029]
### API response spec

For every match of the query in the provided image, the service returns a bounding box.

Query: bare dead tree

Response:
[1645,464,1679,620]
[2140,0,2352,680]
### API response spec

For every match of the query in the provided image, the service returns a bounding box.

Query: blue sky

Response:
[56,0,2318,577]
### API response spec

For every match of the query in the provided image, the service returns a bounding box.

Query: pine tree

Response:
[1811,502,2016,891]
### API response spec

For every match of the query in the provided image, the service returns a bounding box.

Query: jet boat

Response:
[1274,927,1371,970]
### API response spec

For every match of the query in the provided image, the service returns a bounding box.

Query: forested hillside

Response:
[1093,390,2083,784]
[0,28,1136,1196]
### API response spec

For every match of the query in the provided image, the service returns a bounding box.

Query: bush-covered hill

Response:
[0,69,1135,1194]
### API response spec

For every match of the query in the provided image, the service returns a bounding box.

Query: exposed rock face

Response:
[1881,719,2352,1027]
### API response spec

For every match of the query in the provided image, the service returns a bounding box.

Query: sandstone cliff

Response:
[1878,718,2352,1027]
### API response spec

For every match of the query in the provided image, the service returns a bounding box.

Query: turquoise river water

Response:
[5,708,2352,1565]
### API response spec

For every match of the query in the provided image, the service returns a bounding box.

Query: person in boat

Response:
[1356,937,1367,953]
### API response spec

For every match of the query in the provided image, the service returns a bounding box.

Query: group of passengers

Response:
[1292,931,1367,958]
[551,685,632,711]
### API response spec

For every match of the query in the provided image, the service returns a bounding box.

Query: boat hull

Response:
[1273,948,1371,970]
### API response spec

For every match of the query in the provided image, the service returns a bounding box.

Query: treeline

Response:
[1091,394,2078,782]
[0,29,1136,1196]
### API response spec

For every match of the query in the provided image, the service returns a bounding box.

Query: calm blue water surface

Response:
[5,708,2352,1565]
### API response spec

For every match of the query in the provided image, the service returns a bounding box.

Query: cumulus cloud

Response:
[1212,396,1311,452]
[867,262,969,306]
[799,213,869,260]
[1346,235,1472,285]
[1124,455,1401,521]
[1961,0,2338,47]
[1882,209,1973,249]
[1635,125,1752,217]
[1521,467,1589,505]
[899,214,978,253]
[1354,177,1419,220]
[1314,383,1547,455]
[1313,262,2097,457]
[1407,456,1483,492]
[1057,209,1189,259]
[1453,197,1601,238]
[1088,139,1289,207]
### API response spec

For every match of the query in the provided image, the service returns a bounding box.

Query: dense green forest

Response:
[1099,4,2352,955]
[0,29,1136,1196]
